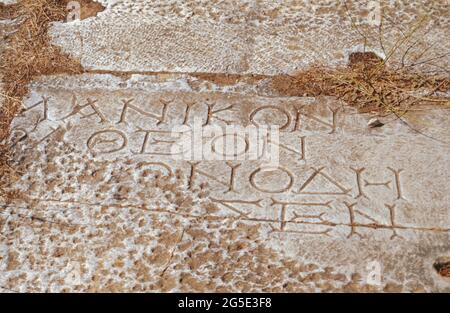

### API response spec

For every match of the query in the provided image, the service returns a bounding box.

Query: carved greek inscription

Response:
[384,203,402,239]
[203,100,235,126]
[250,106,291,130]
[13,196,449,241]
[295,167,351,195]
[187,162,240,194]
[211,133,249,158]
[387,167,405,200]
[62,96,107,123]
[31,126,62,148]
[351,167,406,201]
[181,99,195,125]
[87,129,128,154]
[21,96,49,125]
[8,127,28,148]
[249,167,294,193]
[350,167,367,199]
[343,202,405,239]
[265,136,306,161]
[117,98,171,125]
[210,198,263,217]
[133,129,179,155]
[292,105,339,134]
[344,201,363,238]
[270,198,333,233]
[14,93,440,242]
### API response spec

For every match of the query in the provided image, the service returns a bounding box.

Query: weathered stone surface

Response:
[51,0,450,74]
[1,0,449,293]
[1,73,449,292]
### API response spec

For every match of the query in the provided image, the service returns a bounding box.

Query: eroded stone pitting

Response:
[50,0,449,75]
[1,73,449,292]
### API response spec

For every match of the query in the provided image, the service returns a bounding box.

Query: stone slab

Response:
[1,73,449,292]
[51,0,450,75]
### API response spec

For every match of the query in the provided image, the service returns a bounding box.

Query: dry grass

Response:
[272,53,449,114]
[0,2,20,20]
[273,8,449,115]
